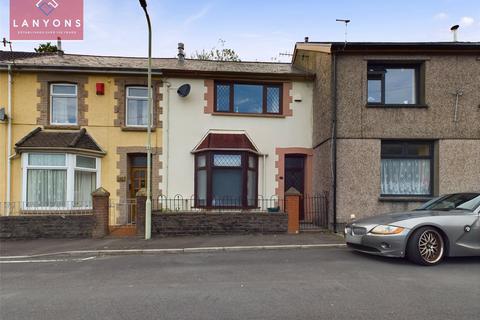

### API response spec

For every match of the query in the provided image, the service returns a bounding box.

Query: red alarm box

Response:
[96,83,105,95]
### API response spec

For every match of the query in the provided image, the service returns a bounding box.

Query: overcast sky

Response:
[1,0,479,62]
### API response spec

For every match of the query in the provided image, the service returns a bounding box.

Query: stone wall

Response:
[0,215,94,239]
[152,211,288,236]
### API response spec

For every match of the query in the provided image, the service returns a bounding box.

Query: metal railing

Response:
[108,199,136,226]
[301,193,329,230]
[0,201,94,215]
[153,195,285,213]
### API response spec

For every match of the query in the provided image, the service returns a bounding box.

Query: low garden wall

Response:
[151,211,288,236]
[0,215,95,239]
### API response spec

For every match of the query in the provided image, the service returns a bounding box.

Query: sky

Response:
[0,0,479,62]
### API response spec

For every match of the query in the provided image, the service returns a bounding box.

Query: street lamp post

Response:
[139,0,152,240]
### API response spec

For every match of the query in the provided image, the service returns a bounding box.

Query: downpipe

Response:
[6,64,13,215]
[262,154,267,199]
[163,78,171,199]
[331,54,338,233]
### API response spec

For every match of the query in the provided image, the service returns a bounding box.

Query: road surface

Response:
[1,248,479,320]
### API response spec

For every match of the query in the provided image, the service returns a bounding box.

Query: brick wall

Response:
[0,215,94,239]
[151,211,288,236]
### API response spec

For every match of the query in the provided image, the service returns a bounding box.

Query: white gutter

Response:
[6,64,12,215]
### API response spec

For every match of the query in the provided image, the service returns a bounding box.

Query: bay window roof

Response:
[192,132,259,154]
[15,127,105,156]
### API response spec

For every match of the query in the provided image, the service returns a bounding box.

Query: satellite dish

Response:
[177,84,191,97]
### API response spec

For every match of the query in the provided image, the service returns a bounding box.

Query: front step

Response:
[109,225,137,237]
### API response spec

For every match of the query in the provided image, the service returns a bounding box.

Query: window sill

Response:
[366,104,428,109]
[379,196,433,203]
[211,112,286,118]
[121,127,157,132]
[44,125,81,130]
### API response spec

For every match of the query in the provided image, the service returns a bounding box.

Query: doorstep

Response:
[108,225,137,237]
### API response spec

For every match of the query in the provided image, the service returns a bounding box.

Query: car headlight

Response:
[370,225,405,235]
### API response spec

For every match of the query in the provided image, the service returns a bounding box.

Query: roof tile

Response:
[0,51,309,77]
[15,127,104,154]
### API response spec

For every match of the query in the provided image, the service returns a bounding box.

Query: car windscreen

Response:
[417,193,480,211]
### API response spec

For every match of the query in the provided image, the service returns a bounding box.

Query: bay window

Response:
[50,83,78,125]
[74,156,98,207]
[195,151,258,208]
[381,141,433,196]
[23,153,100,209]
[26,154,67,208]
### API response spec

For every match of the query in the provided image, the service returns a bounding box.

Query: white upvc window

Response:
[126,86,149,127]
[50,83,78,125]
[22,153,101,210]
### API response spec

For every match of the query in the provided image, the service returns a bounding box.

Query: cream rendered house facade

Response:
[0,51,314,221]
[162,77,314,206]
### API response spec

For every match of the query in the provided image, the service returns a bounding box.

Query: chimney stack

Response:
[450,25,459,42]
[304,36,309,43]
[57,37,64,56]
[177,42,185,62]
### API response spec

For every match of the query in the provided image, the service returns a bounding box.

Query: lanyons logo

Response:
[10,0,84,40]
[35,0,59,16]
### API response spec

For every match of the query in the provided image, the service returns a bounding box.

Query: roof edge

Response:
[14,127,42,147]
[294,41,480,55]
[15,146,106,157]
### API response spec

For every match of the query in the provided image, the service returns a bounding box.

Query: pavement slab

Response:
[0,232,344,258]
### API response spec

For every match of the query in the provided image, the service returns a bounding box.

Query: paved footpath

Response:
[0,232,344,258]
[1,247,479,320]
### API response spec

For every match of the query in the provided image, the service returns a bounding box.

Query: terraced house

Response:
[0,48,315,235]
[1,41,479,236]
[293,41,480,231]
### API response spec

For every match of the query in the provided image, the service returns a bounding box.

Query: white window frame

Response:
[22,153,101,210]
[50,83,78,126]
[125,86,150,127]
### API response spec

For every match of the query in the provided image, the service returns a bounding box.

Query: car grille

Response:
[352,226,367,235]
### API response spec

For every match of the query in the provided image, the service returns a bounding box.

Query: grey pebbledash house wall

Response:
[293,42,480,230]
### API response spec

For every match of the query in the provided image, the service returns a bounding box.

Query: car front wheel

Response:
[407,227,445,266]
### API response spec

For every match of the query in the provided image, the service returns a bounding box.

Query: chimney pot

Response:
[177,42,185,62]
[304,37,309,43]
[450,25,459,42]
[57,37,64,56]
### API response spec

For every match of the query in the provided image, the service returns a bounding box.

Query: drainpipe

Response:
[331,54,338,233]
[163,79,171,198]
[6,64,13,215]
[262,154,267,198]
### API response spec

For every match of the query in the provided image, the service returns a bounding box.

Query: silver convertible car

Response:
[345,193,480,265]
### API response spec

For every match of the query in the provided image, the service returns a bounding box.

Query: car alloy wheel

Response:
[418,229,444,264]
[407,226,446,266]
